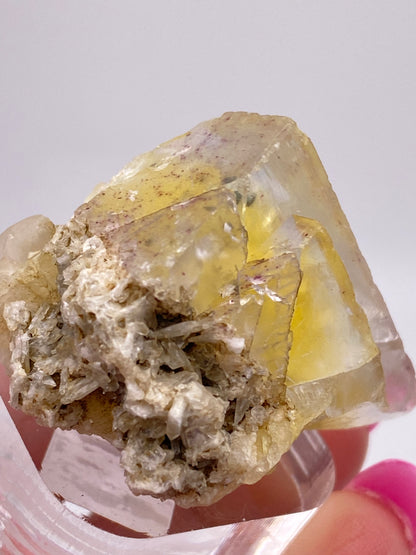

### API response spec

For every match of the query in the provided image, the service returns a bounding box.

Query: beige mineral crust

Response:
[0,113,414,508]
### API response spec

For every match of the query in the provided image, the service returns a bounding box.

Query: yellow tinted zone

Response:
[286,217,378,384]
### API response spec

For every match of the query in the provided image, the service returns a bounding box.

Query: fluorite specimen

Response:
[0,113,414,507]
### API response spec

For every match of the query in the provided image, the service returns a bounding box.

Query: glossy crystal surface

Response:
[0,112,414,507]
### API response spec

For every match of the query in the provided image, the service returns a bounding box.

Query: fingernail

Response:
[347,460,416,548]
[367,422,378,432]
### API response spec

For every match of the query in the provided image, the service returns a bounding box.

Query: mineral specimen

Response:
[0,113,414,508]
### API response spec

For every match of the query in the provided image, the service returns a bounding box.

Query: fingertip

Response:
[347,459,416,550]
[284,489,412,554]
[285,459,416,555]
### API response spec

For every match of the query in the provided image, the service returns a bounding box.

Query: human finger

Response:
[284,459,416,555]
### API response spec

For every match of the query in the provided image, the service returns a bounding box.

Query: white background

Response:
[1,1,415,467]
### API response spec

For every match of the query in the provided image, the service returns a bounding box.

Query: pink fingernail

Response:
[347,460,416,548]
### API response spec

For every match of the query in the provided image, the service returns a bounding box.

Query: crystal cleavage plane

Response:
[0,112,414,507]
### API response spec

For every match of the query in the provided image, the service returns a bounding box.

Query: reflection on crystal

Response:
[0,112,414,507]
[41,429,174,536]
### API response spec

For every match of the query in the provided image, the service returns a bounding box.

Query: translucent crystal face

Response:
[0,112,414,507]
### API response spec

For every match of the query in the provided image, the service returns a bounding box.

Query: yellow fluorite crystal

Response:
[0,113,414,507]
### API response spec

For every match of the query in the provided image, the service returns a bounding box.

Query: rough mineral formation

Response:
[0,113,415,508]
